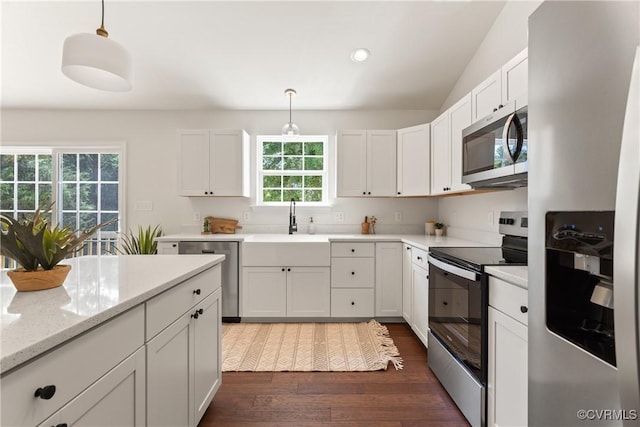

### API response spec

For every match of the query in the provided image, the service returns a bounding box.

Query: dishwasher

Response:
[178,241,240,322]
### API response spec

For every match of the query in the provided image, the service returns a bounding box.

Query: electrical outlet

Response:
[335,212,345,223]
[395,211,402,223]
[488,211,494,226]
[193,211,201,222]
[243,211,251,222]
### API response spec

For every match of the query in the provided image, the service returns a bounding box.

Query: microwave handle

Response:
[502,112,524,163]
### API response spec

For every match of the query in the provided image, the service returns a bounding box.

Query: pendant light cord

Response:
[101,0,105,28]
[289,93,292,123]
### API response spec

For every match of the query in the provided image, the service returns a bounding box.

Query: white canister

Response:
[425,221,435,235]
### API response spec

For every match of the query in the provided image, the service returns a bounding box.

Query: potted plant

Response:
[434,222,445,236]
[117,225,163,255]
[0,206,115,292]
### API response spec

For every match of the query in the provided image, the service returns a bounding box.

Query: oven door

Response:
[428,255,487,383]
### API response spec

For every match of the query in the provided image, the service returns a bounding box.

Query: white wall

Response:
[440,0,543,113]
[436,0,541,244]
[1,109,440,235]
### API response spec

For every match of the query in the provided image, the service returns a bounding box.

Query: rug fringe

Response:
[368,319,404,370]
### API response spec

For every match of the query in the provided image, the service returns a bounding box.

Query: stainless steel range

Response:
[427,211,528,427]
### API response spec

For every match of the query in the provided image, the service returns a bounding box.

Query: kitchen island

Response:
[1,254,224,427]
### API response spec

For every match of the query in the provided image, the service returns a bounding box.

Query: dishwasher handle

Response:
[201,249,216,254]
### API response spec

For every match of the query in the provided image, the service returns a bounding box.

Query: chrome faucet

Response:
[289,198,297,234]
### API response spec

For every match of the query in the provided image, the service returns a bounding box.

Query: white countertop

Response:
[485,265,528,289]
[0,254,224,373]
[159,233,486,251]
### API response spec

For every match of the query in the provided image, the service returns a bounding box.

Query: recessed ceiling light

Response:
[350,48,370,63]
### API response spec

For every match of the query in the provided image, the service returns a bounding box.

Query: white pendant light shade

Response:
[62,32,132,92]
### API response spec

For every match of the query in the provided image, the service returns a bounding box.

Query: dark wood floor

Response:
[199,323,470,427]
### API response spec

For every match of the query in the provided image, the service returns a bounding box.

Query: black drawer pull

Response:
[35,385,56,400]
[351,301,355,306]
[443,301,448,306]
[193,289,201,295]
[351,271,355,275]
[191,308,204,319]
[520,306,528,313]
[416,256,422,261]
[55,424,68,427]
[351,249,355,253]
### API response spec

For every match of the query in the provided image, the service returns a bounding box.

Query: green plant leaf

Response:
[118,225,162,255]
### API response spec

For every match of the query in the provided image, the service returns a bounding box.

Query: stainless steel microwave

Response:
[461,99,528,188]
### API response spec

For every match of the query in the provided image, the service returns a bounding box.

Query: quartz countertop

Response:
[159,233,486,251]
[485,265,528,289]
[0,254,224,373]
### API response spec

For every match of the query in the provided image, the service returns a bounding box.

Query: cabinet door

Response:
[337,130,367,196]
[375,242,403,317]
[471,69,502,122]
[157,242,179,254]
[449,94,473,192]
[488,307,528,427]
[211,130,248,196]
[39,348,146,427]
[242,267,287,317]
[430,111,450,195]
[366,130,397,196]
[147,313,193,427]
[178,129,211,196]
[402,245,413,323]
[194,289,222,425]
[501,48,528,107]
[397,124,430,197]
[411,264,429,348]
[287,267,330,317]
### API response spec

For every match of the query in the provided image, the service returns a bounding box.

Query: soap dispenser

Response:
[308,217,316,234]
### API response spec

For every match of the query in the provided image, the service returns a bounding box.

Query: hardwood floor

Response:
[199,323,470,427]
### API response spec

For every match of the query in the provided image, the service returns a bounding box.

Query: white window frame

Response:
[0,143,126,249]
[256,135,329,207]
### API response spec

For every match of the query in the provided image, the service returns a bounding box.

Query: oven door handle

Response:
[428,255,479,281]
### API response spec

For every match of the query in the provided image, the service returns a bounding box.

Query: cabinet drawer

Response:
[1,306,144,427]
[412,247,429,270]
[331,258,375,288]
[331,242,375,258]
[331,289,374,317]
[489,276,528,325]
[147,264,221,340]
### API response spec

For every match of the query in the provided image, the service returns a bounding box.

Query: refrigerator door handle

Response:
[613,45,640,423]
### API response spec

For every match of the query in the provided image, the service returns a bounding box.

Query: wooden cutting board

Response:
[204,216,242,234]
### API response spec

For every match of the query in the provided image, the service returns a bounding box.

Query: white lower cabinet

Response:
[147,288,222,427]
[39,347,146,427]
[242,267,330,317]
[375,242,403,317]
[411,264,429,348]
[331,288,375,317]
[487,276,528,427]
[330,242,375,317]
[402,245,413,323]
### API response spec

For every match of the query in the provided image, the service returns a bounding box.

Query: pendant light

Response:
[282,89,300,136]
[61,0,132,92]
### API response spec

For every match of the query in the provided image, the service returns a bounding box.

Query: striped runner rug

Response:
[222,320,403,372]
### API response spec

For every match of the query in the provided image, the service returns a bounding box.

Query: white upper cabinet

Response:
[430,111,450,195]
[501,48,528,107]
[337,130,397,197]
[449,94,473,192]
[397,124,430,197]
[472,69,503,123]
[471,49,529,123]
[178,129,249,197]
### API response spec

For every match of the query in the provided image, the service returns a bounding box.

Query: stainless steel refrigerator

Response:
[529,1,640,426]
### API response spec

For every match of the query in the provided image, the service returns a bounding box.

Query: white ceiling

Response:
[1,1,505,111]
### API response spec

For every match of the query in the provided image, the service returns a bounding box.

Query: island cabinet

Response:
[337,130,397,197]
[1,306,146,427]
[487,275,528,427]
[146,264,222,427]
[178,129,250,197]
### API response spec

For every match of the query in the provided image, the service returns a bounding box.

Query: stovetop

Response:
[429,245,527,272]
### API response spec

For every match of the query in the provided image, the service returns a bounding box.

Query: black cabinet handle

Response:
[55,424,68,427]
[193,289,201,295]
[351,249,355,253]
[443,301,448,306]
[417,256,422,261]
[172,244,177,248]
[35,385,56,400]
[493,108,498,112]
[427,275,429,280]
[499,104,504,109]
[397,192,401,195]
[362,191,366,195]
[287,268,291,272]
[368,192,371,195]
[191,308,204,319]
[351,271,355,275]
[406,247,411,251]
[282,268,285,272]
[520,306,528,313]
[351,301,355,306]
